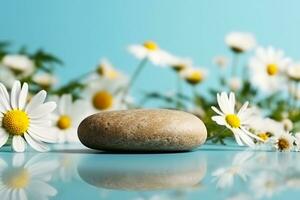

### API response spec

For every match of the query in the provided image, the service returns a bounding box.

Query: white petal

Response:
[12,135,26,152]
[241,127,263,141]
[228,92,235,113]
[10,81,21,109]
[237,129,255,147]
[18,83,28,110]
[28,102,56,119]
[231,129,244,146]
[0,83,11,112]
[25,90,47,113]
[27,126,57,143]
[212,116,226,126]
[211,106,224,116]
[0,128,9,148]
[237,101,249,116]
[24,133,49,152]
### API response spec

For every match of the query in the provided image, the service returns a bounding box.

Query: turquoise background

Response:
[1,0,300,98]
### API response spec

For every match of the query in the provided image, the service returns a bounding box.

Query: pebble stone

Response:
[77,109,207,152]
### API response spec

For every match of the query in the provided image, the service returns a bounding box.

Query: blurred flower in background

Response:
[225,32,256,53]
[249,46,291,93]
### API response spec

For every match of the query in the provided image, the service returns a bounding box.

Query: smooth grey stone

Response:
[78,109,207,152]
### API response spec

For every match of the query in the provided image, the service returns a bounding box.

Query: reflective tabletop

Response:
[0,143,299,200]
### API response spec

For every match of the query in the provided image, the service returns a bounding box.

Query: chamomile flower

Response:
[93,58,123,80]
[51,94,89,143]
[225,32,256,53]
[128,41,174,66]
[272,132,295,152]
[180,67,207,85]
[0,80,57,152]
[169,57,192,72]
[0,154,58,200]
[249,46,291,93]
[83,79,125,114]
[32,73,57,90]
[211,92,262,147]
[249,117,285,142]
[2,54,34,77]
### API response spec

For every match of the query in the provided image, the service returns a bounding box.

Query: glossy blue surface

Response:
[1,144,300,200]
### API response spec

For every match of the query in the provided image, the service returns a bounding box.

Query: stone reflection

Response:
[77,153,206,191]
[0,153,59,200]
[212,151,300,199]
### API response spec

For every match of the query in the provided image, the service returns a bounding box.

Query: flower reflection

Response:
[0,154,59,200]
[56,154,79,182]
[212,151,254,189]
[250,172,283,199]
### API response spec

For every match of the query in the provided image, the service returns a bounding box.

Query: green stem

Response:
[231,53,239,78]
[295,81,300,109]
[121,58,148,103]
[176,73,182,109]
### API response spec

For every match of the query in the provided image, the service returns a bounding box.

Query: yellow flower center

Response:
[277,138,290,151]
[258,132,269,141]
[186,71,203,85]
[225,114,240,128]
[92,90,113,110]
[57,115,72,130]
[3,168,29,189]
[143,41,158,51]
[266,63,278,76]
[2,110,30,136]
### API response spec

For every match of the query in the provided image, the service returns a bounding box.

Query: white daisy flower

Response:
[211,92,262,147]
[249,46,291,93]
[128,41,174,66]
[0,154,58,200]
[83,79,125,114]
[225,32,256,53]
[272,132,295,152]
[169,57,193,72]
[0,80,57,152]
[250,117,284,143]
[180,67,207,85]
[51,94,89,143]
[228,77,241,91]
[287,62,300,81]
[2,54,34,77]
[32,73,57,89]
[96,58,121,79]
